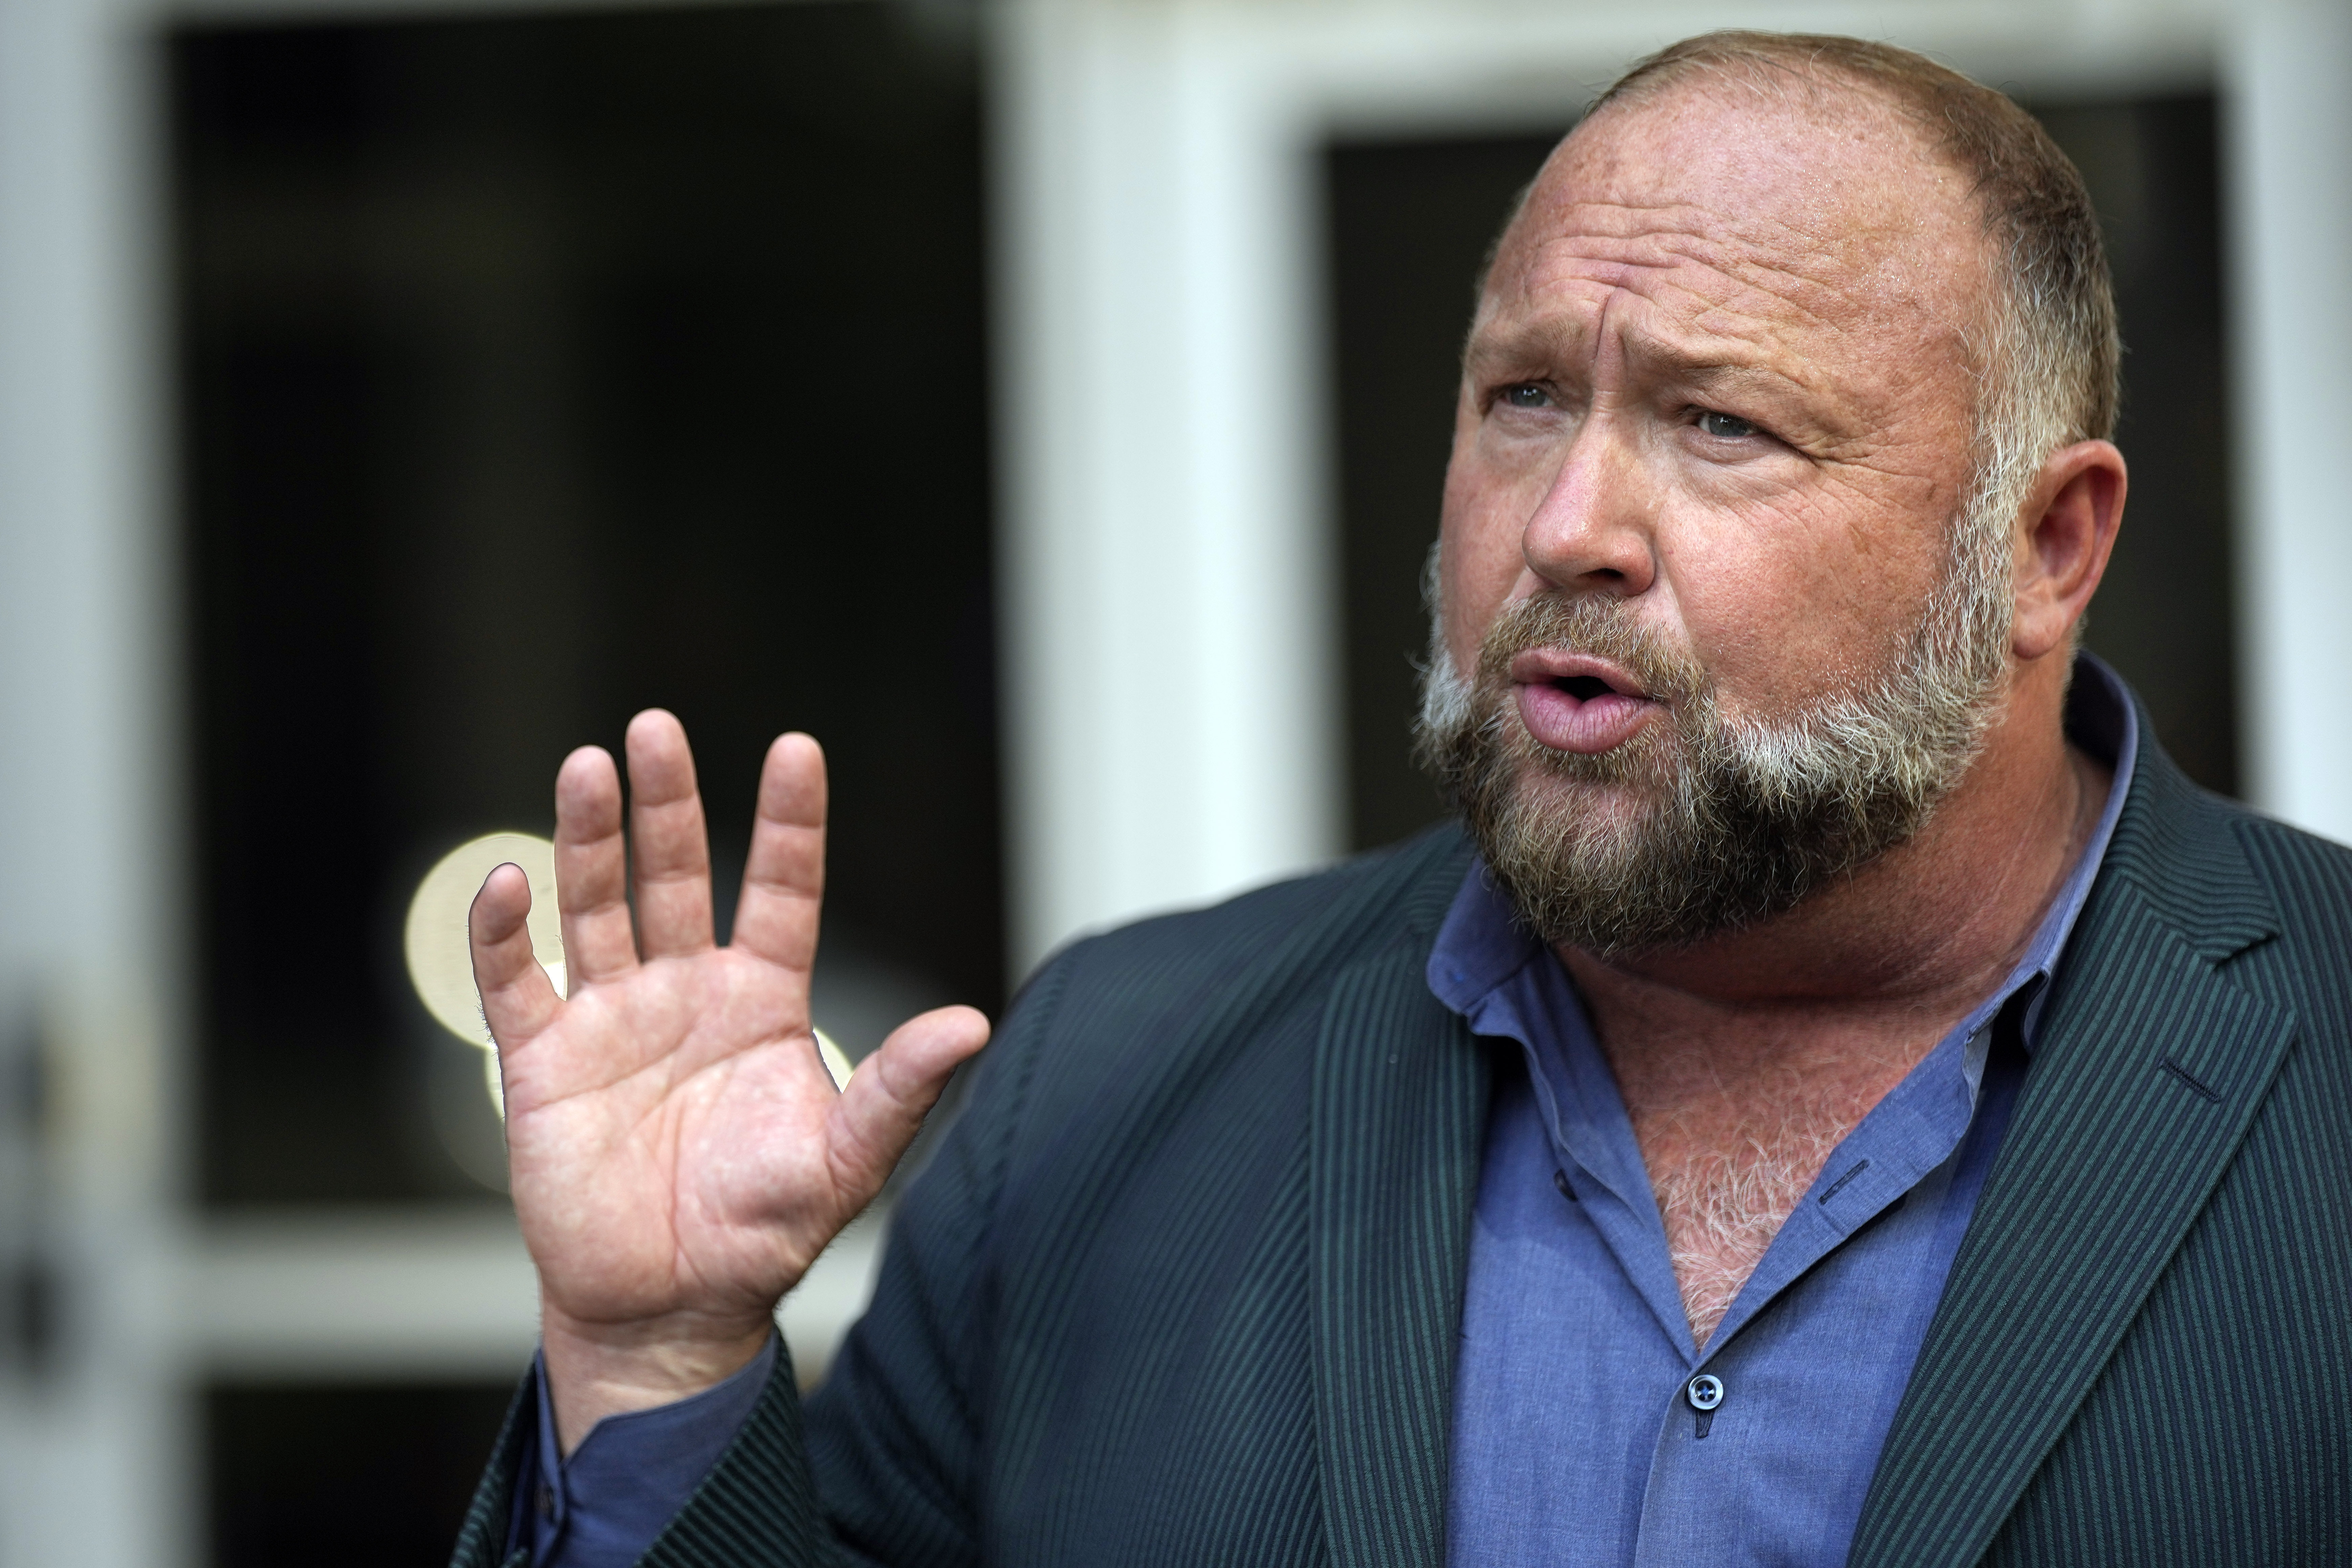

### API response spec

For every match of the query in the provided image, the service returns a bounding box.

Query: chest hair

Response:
[1605,1028,1924,1348]
[1639,1105,1863,1348]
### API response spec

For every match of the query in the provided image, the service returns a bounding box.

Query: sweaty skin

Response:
[1437,76,2125,1343]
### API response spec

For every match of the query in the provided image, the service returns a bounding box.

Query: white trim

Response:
[0,0,184,1560]
[994,0,1350,970]
[2225,0,2352,844]
[188,1208,886,1384]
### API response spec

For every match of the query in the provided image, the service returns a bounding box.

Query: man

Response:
[453,31,2352,1568]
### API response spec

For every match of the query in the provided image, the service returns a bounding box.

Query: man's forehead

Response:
[1479,76,1987,358]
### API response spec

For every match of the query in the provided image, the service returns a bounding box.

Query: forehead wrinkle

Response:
[1468,279,1899,463]
[1484,203,1967,440]
[1470,292,1863,435]
[1514,205,1885,344]
[1493,244,1852,395]
[1616,320,1869,441]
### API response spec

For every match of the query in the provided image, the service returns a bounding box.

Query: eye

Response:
[1499,382,1552,410]
[1696,408,1759,440]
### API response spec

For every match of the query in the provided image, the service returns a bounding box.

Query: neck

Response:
[1561,651,2110,1033]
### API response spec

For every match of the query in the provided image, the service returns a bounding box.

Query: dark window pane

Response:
[1324,133,1558,851]
[176,3,999,1205]
[206,1380,517,1566]
[2033,96,2238,797]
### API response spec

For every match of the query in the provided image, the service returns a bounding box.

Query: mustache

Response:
[1472,595,1709,711]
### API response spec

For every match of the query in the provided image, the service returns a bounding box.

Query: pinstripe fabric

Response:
[1312,943,1488,1568]
[1849,740,2351,1566]
[453,719,2352,1568]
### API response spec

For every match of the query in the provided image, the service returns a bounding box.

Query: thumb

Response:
[820,1005,991,1205]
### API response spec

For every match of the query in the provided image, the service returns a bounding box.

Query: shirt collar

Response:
[1427,651,2141,1043]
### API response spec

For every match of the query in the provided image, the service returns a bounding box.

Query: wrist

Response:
[539,1303,774,1456]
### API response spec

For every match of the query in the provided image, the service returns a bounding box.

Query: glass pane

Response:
[175,4,1000,1206]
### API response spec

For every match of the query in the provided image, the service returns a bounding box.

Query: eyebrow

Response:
[1672,357,1810,403]
[1471,316,1797,389]
[1464,313,1868,457]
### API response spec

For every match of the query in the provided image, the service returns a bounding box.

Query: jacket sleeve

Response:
[445,1340,859,1568]
[445,947,1076,1568]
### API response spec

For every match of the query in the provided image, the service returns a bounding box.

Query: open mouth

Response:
[1510,656,1657,755]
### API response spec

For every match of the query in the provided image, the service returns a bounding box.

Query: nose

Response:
[1521,412,1657,598]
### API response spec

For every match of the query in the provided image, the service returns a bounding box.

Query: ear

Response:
[2012,439,2127,662]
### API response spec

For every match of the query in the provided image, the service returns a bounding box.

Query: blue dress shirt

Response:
[512,657,2137,1568]
[509,1335,775,1566]
[1438,658,2135,1566]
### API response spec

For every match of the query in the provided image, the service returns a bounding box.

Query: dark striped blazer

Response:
[454,717,2352,1566]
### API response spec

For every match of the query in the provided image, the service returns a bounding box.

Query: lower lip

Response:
[1515,683,1656,754]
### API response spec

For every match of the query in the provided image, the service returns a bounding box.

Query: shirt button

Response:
[1686,1373,1725,1412]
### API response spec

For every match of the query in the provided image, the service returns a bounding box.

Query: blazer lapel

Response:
[1850,761,2295,1567]
[1310,936,1490,1568]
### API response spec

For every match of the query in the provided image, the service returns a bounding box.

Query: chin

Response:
[1506,756,1664,837]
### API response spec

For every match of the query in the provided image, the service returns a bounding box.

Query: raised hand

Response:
[467,710,991,1451]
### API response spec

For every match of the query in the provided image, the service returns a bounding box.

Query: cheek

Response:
[1661,537,1799,699]
[1661,493,1944,711]
[1437,438,1532,669]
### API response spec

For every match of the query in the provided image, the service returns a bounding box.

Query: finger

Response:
[470,862,563,1048]
[625,709,716,959]
[555,745,640,985]
[821,1006,991,1206]
[731,733,825,973]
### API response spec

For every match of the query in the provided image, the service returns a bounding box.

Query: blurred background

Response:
[0,0,2345,1561]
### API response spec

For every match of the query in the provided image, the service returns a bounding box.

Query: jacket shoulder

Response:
[2225,810,2352,1030]
[2232,808,2352,919]
[971,822,1472,1175]
[1048,820,1472,1005]
[2110,748,2352,1038]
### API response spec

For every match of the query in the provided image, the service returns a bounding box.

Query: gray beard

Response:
[1414,522,2015,956]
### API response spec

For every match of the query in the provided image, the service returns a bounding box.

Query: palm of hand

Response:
[505,948,842,1328]
[471,712,990,1349]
